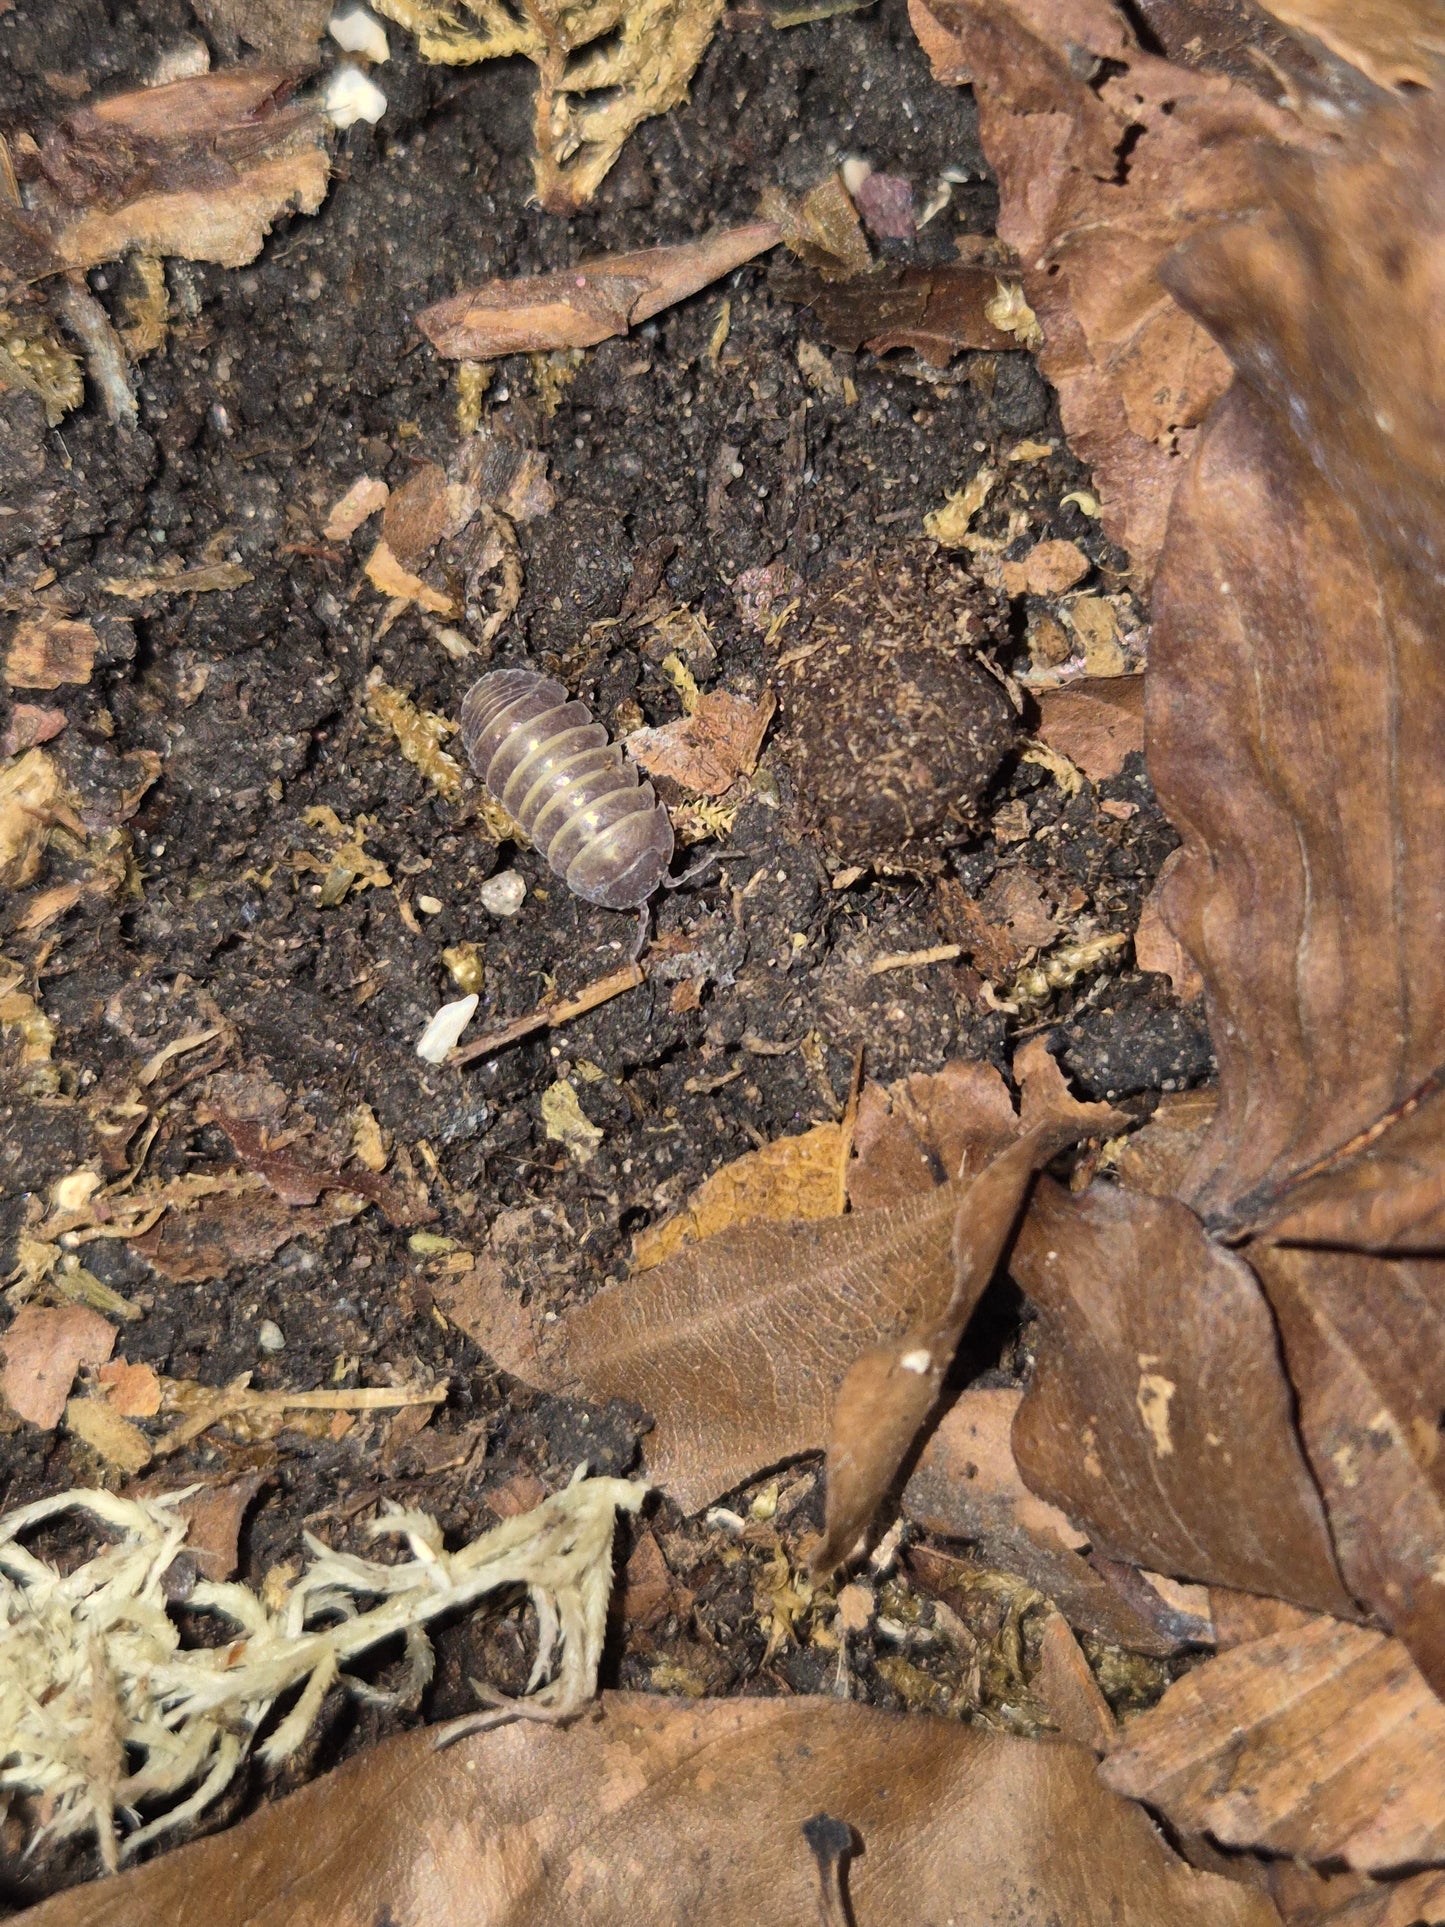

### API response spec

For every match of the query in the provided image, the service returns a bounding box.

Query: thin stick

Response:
[868,943,963,976]
[450,962,646,1065]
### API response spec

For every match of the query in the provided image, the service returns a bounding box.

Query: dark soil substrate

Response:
[0,0,1212,1903]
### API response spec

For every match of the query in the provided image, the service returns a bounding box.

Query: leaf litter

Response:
[6,0,1445,1920]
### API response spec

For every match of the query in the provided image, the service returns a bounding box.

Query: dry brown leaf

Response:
[932,875,1032,980]
[172,1473,265,1581]
[1111,1087,1219,1198]
[131,1188,366,1284]
[626,687,775,797]
[847,1058,1019,1211]
[18,73,331,271]
[16,1689,1282,1926]
[908,0,1301,580]
[1,1305,115,1429]
[761,172,871,281]
[1034,677,1144,785]
[774,258,1019,363]
[1103,1615,1445,1875]
[1134,855,1206,1002]
[815,1042,1125,1569]
[1010,1179,1356,1616]
[202,1107,430,1225]
[1146,98,1445,1226]
[1255,0,1445,87]
[903,1387,1198,1654]
[632,1116,852,1271]
[5,614,96,689]
[1253,1247,1445,1697]
[1269,1861,1445,1927]
[1033,1608,1117,1752]
[417,224,779,360]
[381,458,483,573]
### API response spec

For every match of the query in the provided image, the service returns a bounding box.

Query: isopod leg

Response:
[628,903,651,964]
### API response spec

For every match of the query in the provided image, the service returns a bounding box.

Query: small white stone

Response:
[329,4,390,60]
[415,992,479,1064]
[899,1348,933,1375]
[840,154,872,197]
[258,1320,286,1353]
[416,894,443,915]
[323,63,387,129]
[479,870,526,917]
[148,35,210,85]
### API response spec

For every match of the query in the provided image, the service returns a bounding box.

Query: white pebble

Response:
[258,1320,286,1353]
[148,35,210,85]
[323,63,387,129]
[416,894,443,915]
[416,992,479,1064]
[480,870,526,917]
[329,4,389,60]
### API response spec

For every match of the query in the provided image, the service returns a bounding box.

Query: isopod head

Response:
[460,668,675,911]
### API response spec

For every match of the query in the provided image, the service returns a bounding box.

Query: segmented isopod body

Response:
[460,669,675,911]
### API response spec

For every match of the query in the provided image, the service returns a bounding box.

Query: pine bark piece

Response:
[1254,1246,1445,1699]
[1011,1180,1355,1615]
[15,1692,1283,1927]
[1147,100,1445,1227]
[416,224,779,360]
[1103,1616,1445,1874]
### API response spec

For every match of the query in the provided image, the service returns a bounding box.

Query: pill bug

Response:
[459,668,675,911]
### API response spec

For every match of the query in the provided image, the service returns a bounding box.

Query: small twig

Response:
[868,943,963,976]
[155,1384,445,1456]
[450,962,646,1065]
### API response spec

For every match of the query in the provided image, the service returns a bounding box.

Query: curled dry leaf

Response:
[1102,1614,1445,1875]
[1009,1179,1356,1616]
[1147,96,1445,1226]
[14,73,331,271]
[416,224,779,360]
[17,1691,1281,1927]
[907,0,1303,581]
[1253,1247,1445,1698]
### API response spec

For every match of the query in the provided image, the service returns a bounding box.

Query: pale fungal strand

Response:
[460,669,675,911]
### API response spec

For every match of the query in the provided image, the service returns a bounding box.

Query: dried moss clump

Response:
[374,0,724,210]
[776,549,1020,871]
